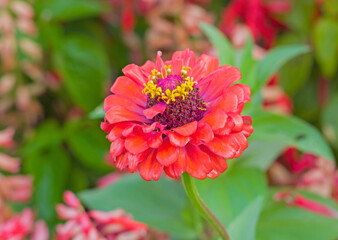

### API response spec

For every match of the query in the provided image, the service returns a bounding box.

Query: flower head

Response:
[102,49,253,181]
[56,191,147,240]
[219,0,291,49]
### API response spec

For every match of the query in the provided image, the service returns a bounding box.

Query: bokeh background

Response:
[0,0,338,239]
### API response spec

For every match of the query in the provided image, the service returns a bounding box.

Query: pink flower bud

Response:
[0,153,20,172]
[10,0,34,19]
[63,191,82,209]
[32,220,49,240]
[56,204,81,220]
[19,39,42,60]
[0,127,15,148]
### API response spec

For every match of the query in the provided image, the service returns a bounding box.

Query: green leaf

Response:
[251,111,334,161]
[313,18,338,79]
[37,0,108,22]
[199,22,234,66]
[254,45,310,94]
[55,34,110,112]
[23,121,71,224]
[64,120,111,172]
[279,53,313,95]
[238,34,256,75]
[79,174,200,239]
[228,196,264,240]
[234,140,286,170]
[257,189,338,240]
[321,94,338,150]
[89,103,105,119]
[195,167,267,227]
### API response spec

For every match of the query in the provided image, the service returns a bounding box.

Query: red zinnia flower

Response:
[101,49,253,181]
[219,0,291,49]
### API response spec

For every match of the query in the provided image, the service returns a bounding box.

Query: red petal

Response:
[191,122,214,145]
[228,112,243,132]
[147,132,163,148]
[164,148,187,179]
[156,138,179,166]
[206,134,240,159]
[242,116,254,137]
[190,54,219,81]
[138,149,163,181]
[198,67,241,102]
[173,121,197,136]
[212,91,238,113]
[115,153,128,170]
[107,122,131,141]
[101,121,113,133]
[104,95,144,113]
[207,170,220,179]
[110,138,125,157]
[142,122,165,133]
[213,119,235,136]
[143,103,166,119]
[185,144,212,180]
[122,64,149,86]
[200,145,228,174]
[171,59,183,75]
[122,124,138,137]
[110,76,146,107]
[232,133,248,158]
[127,152,144,173]
[228,84,251,103]
[167,131,190,147]
[155,51,164,69]
[172,49,196,68]
[124,135,149,155]
[141,60,156,73]
[201,109,227,130]
[105,105,147,124]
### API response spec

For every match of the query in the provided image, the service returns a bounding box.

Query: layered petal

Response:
[138,149,163,181]
[156,138,179,166]
[143,103,166,119]
[110,76,146,107]
[198,66,241,102]
[173,121,197,136]
[185,144,213,179]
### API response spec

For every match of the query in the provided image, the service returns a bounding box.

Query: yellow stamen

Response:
[143,66,197,103]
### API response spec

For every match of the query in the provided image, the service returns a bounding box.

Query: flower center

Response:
[143,65,208,129]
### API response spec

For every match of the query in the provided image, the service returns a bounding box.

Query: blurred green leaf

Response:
[228,196,264,240]
[55,34,110,112]
[322,94,338,150]
[199,22,234,66]
[279,53,313,95]
[234,140,286,170]
[23,121,71,224]
[238,34,256,76]
[89,103,105,119]
[37,0,108,22]
[79,174,200,239]
[67,166,90,192]
[281,0,315,35]
[21,121,63,156]
[196,167,267,227]
[257,189,338,240]
[313,18,338,79]
[254,45,310,95]
[323,0,338,19]
[292,76,321,122]
[251,111,334,161]
[64,120,111,172]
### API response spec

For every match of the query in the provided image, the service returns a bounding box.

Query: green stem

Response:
[181,172,231,240]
